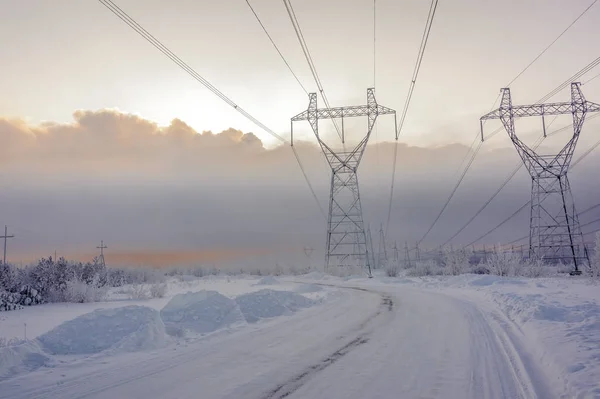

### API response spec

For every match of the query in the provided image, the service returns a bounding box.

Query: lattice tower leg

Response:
[325,166,370,273]
[529,172,588,271]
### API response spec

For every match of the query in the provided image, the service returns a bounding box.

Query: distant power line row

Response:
[412,0,599,249]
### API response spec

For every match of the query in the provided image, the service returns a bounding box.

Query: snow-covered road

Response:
[0,283,557,399]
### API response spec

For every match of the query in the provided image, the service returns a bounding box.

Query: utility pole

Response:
[1,226,15,265]
[481,82,600,275]
[392,241,399,264]
[291,88,397,275]
[366,226,375,277]
[404,241,412,268]
[378,224,388,268]
[96,240,107,267]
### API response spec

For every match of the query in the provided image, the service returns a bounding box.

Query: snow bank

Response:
[0,341,50,380]
[235,289,313,323]
[254,276,281,285]
[160,290,245,335]
[38,305,166,355]
[380,274,600,398]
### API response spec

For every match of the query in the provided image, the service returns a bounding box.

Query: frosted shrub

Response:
[524,258,546,278]
[385,262,400,277]
[406,260,442,277]
[149,282,167,298]
[486,250,522,277]
[63,275,108,303]
[442,247,472,276]
[0,337,27,348]
[127,284,149,300]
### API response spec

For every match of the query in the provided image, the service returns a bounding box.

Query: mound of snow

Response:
[0,341,50,380]
[38,306,166,355]
[294,284,323,293]
[254,276,281,285]
[235,289,313,323]
[160,290,245,335]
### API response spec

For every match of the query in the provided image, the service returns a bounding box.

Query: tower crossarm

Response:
[481,101,600,121]
[292,104,395,121]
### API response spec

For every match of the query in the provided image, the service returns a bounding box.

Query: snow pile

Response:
[160,290,245,335]
[235,289,313,323]
[0,341,50,380]
[38,305,166,355]
[254,276,281,285]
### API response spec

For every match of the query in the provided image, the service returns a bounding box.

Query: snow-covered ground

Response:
[0,272,598,398]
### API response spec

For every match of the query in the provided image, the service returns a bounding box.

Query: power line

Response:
[441,122,563,246]
[415,1,600,246]
[396,0,439,137]
[583,70,600,85]
[291,146,326,218]
[505,0,598,88]
[245,0,308,95]
[467,129,600,247]
[417,140,482,245]
[386,0,439,234]
[243,0,325,218]
[97,0,325,218]
[537,56,600,103]
[502,201,600,247]
[98,0,285,142]
[282,0,343,142]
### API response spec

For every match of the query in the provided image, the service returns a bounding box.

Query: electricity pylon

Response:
[481,83,600,274]
[291,88,397,274]
[96,240,107,267]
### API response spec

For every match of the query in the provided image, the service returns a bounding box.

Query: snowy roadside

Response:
[294,272,600,399]
[0,275,333,380]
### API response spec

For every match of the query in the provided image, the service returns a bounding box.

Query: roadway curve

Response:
[0,283,556,399]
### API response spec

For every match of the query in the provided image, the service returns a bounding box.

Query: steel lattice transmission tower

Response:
[291,88,397,274]
[481,83,600,273]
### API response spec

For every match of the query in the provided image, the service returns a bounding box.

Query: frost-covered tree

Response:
[486,249,522,277]
[592,232,600,278]
[442,247,472,275]
[0,262,17,291]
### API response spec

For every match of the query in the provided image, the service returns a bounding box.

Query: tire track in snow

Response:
[262,293,394,399]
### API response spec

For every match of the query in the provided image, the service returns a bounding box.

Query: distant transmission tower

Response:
[481,82,600,274]
[96,240,107,267]
[291,88,397,274]
[1,225,15,265]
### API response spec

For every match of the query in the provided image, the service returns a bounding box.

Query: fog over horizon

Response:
[1,109,599,268]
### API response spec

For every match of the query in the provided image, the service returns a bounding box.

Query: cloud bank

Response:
[1,109,599,267]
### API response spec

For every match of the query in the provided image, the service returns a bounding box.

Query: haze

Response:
[1,0,599,267]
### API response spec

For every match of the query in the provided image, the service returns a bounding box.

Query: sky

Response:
[1,0,600,267]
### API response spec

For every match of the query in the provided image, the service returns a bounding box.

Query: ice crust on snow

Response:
[294,284,323,293]
[38,305,166,355]
[254,276,281,285]
[235,289,313,323]
[160,290,245,335]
